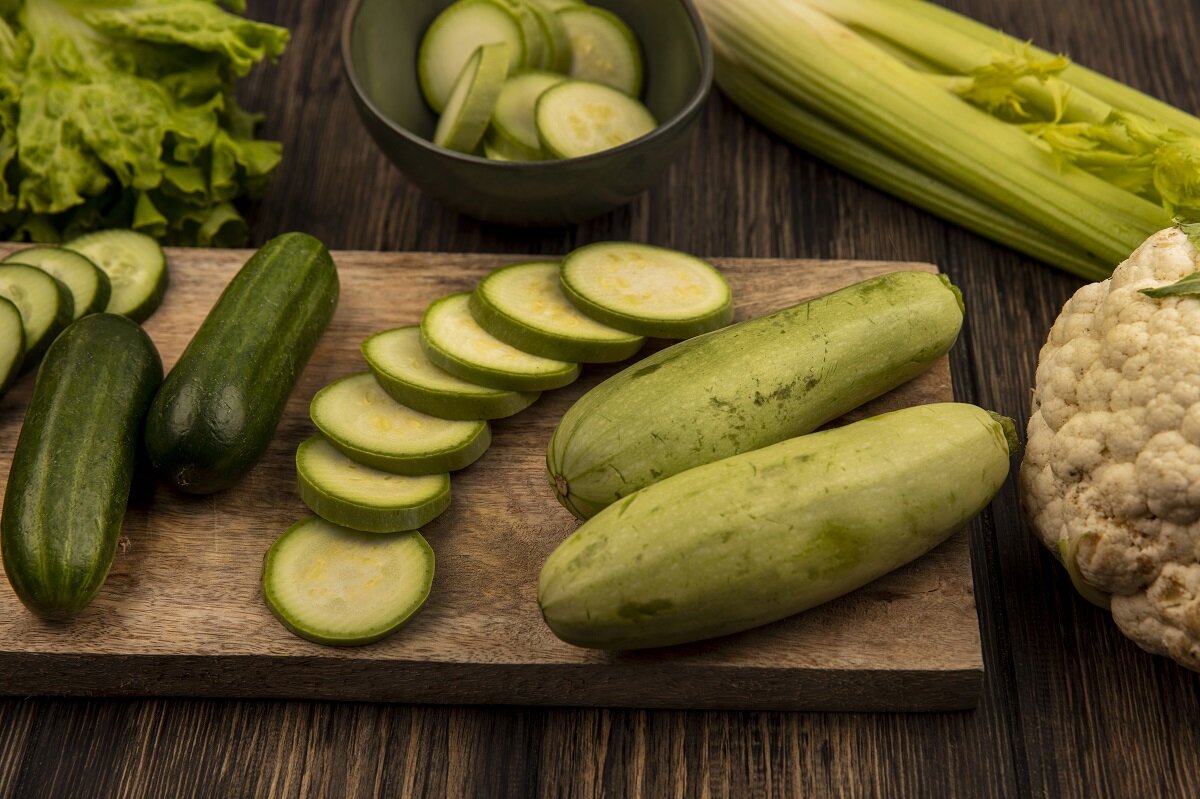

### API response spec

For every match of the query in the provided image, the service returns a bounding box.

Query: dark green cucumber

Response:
[547,271,965,519]
[1,314,163,619]
[144,233,339,494]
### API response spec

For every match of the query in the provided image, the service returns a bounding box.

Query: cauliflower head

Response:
[1022,226,1200,671]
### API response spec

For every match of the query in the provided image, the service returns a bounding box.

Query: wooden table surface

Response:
[2,0,1199,796]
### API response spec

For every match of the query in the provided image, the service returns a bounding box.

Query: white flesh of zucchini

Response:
[491,70,566,154]
[558,7,644,96]
[418,0,526,112]
[434,42,511,153]
[535,80,657,159]
[262,517,434,646]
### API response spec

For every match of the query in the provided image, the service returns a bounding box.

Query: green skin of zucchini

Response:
[1,314,163,620]
[144,233,339,494]
[546,270,964,519]
[538,402,1017,650]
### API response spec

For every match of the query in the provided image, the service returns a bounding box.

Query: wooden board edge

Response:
[0,654,982,712]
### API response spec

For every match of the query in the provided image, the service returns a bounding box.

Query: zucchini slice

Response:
[525,0,572,72]
[470,261,644,362]
[0,297,23,394]
[363,326,539,420]
[558,6,643,97]
[297,435,451,533]
[421,292,580,391]
[64,229,168,322]
[559,242,734,338]
[534,80,656,158]
[0,263,73,367]
[418,0,526,112]
[490,70,566,158]
[262,517,435,647]
[311,372,491,475]
[2,247,111,320]
[433,42,511,154]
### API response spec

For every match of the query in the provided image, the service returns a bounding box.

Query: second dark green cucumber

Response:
[144,233,339,494]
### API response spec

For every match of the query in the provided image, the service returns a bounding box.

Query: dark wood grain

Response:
[2,0,1200,795]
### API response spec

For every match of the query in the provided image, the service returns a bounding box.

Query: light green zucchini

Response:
[539,402,1017,650]
[547,270,964,519]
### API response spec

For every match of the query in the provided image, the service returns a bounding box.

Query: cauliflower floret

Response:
[1021,227,1200,671]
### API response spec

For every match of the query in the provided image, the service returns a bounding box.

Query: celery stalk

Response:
[715,61,1112,281]
[699,0,1169,263]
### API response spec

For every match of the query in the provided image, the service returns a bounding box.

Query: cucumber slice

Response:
[64,230,168,323]
[558,7,643,97]
[0,297,24,394]
[311,372,491,475]
[421,293,580,392]
[297,435,451,533]
[559,242,734,338]
[262,517,434,646]
[434,42,511,154]
[0,263,73,367]
[363,326,540,420]
[470,261,644,362]
[535,80,657,159]
[525,0,572,72]
[418,0,526,113]
[491,70,566,157]
[2,247,111,320]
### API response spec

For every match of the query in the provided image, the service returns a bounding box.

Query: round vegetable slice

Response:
[64,229,168,322]
[418,0,526,112]
[558,6,643,97]
[297,435,451,533]
[0,297,24,394]
[262,517,435,646]
[535,80,657,159]
[496,0,547,69]
[470,261,644,362]
[363,326,539,420]
[311,371,491,475]
[421,293,580,391]
[434,42,511,154]
[525,0,572,72]
[2,247,111,320]
[490,70,566,157]
[0,263,73,367]
[559,242,734,338]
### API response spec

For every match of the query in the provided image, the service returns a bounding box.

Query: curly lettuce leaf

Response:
[1,0,288,245]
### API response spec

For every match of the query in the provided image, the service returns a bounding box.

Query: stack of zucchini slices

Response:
[0,231,168,398]
[419,0,657,160]
[269,242,733,647]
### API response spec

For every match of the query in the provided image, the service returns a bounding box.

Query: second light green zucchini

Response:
[539,402,1016,650]
[547,270,964,519]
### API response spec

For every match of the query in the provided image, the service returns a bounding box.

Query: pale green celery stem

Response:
[805,0,1200,139]
[697,0,1167,264]
[715,61,1112,281]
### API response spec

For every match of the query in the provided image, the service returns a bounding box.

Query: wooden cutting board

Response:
[0,247,980,711]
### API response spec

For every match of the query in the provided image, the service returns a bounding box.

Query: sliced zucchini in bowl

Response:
[534,80,656,158]
[311,371,491,475]
[433,41,512,154]
[363,325,539,420]
[418,0,527,112]
[558,6,643,97]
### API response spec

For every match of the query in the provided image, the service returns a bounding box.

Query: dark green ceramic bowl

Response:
[341,0,713,226]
